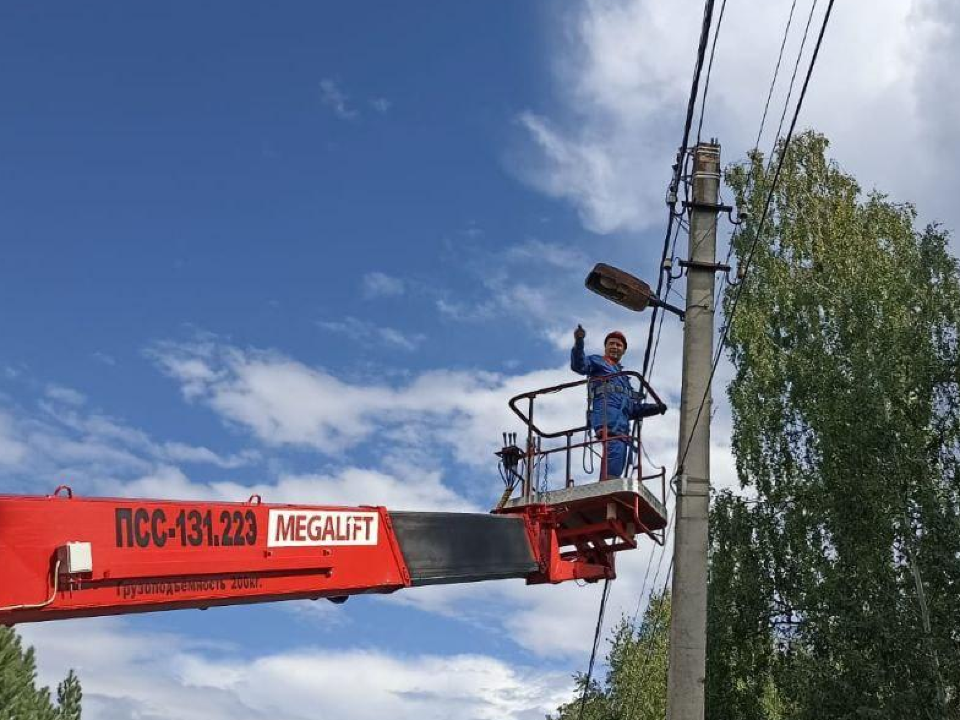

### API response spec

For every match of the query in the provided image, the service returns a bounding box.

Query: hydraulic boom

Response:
[0,477,664,625]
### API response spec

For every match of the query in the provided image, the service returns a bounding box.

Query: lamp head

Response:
[584,263,654,312]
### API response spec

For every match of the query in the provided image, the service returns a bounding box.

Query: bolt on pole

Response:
[666,141,721,720]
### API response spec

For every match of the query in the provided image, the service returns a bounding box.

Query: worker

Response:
[570,325,666,478]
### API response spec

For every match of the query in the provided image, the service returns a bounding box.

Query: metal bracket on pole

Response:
[676,474,710,498]
[681,200,733,214]
[678,259,731,274]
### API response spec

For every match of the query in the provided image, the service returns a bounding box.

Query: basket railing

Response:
[503,371,666,504]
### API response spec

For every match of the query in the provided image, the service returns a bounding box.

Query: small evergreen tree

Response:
[0,627,82,720]
[56,671,82,720]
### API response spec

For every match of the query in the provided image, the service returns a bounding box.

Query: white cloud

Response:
[108,464,476,513]
[38,398,260,473]
[148,341,221,400]
[147,330,695,482]
[150,339,602,469]
[320,78,358,120]
[0,411,28,467]
[520,0,960,237]
[91,351,117,366]
[318,316,425,351]
[45,384,86,406]
[505,239,588,271]
[0,387,265,498]
[387,523,676,658]
[433,238,601,333]
[21,619,573,720]
[362,271,406,299]
[161,442,261,469]
[0,376,476,512]
[370,97,392,113]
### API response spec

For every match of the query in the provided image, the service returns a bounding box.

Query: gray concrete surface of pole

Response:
[665,141,720,720]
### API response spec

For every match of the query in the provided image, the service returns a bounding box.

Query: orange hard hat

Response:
[604,331,627,349]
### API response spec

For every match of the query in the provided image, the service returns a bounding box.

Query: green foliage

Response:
[55,672,81,720]
[0,627,82,720]
[552,592,670,720]
[708,131,960,719]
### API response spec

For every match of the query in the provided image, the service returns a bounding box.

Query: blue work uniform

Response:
[570,337,663,477]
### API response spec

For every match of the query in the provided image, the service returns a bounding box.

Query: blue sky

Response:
[2,1,958,718]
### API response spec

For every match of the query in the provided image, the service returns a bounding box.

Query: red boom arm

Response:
[0,480,665,625]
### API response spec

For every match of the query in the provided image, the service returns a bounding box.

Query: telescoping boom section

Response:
[0,489,532,624]
[0,375,667,625]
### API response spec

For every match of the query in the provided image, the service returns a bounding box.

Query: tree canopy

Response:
[553,130,960,720]
[552,592,670,720]
[708,131,960,719]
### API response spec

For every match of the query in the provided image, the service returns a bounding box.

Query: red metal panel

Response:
[0,494,410,624]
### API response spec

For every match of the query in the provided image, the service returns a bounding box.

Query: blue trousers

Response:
[596,429,630,478]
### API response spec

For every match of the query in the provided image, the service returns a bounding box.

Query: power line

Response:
[632,490,677,626]
[646,218,686,386]
[755,0,799,151]
[714,0,820,322]
[576,578,611,720]
[628,5,834,715]
[622,554,676,720]
[641,0,719,382]
[772,0,821,152]
[715,3,818,346]
[696,0,730,144]
[675,0,837,480]
[578,5,720,714]
[619,7,834,718]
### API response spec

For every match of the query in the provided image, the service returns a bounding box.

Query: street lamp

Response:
[584,263,685,319]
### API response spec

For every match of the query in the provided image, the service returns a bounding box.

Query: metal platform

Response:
[502,476,668,537]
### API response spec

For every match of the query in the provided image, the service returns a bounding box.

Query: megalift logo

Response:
[267,509,379,547]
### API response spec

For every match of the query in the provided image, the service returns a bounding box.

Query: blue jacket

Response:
[570,338,663,433]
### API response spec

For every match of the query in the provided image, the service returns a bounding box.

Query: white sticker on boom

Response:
[267,509,379,547]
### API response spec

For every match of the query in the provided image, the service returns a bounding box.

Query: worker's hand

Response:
[657,402,667,415]
[574,324,586,341]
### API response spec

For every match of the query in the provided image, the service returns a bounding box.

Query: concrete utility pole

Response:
[666,140,721,720]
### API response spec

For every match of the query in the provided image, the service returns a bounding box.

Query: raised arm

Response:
[570,325,591,376]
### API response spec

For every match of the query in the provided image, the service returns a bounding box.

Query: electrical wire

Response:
[646,219,686,385]
[576,578,612,720]
[772,0,821,152]
[631,490,676,626]
[577,2,728,714]
[617,10,836,710]
[622,554,676,720]
[640,0,718,382]
[621,0,812,705]
[0,560,61,612]
[711,0,818,344]
[675,0,837,481]
[696,0,730,144]
[755,0,799,151]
